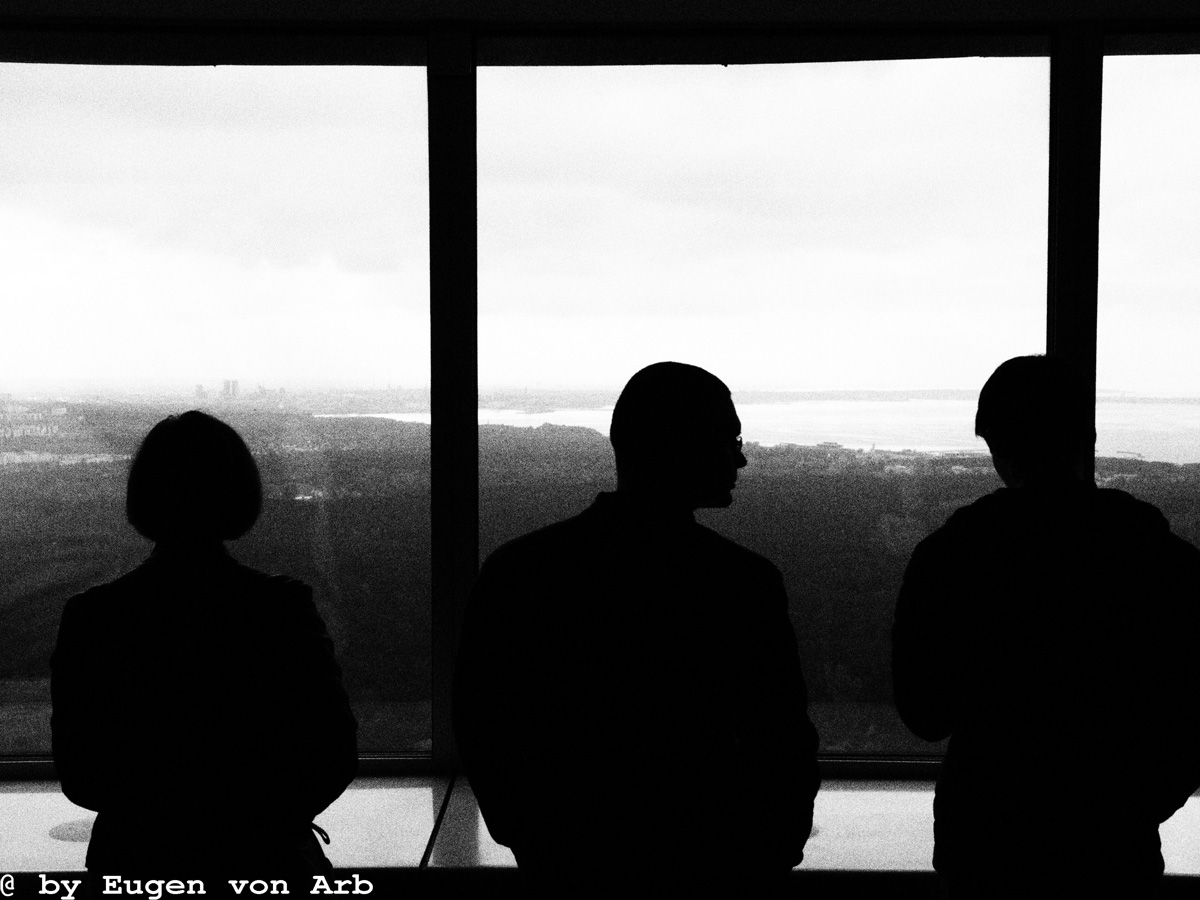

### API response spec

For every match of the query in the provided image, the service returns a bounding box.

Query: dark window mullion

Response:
[1046,26,1104,471]
[427,30,478,769]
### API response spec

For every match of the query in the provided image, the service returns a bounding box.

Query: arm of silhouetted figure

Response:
[737,565,821,868]
[50,593,131,811]
[1139,533,1200,823]
[453,552,528,849]
[265,581,358,822]
[892,534,958,743]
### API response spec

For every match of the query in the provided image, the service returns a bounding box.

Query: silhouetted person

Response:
[893,355,1200,898]
[454,362,820,898]
[51,411,357,891]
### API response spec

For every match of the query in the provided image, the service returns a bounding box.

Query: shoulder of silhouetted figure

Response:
[454,491,819,876]
[893,479,1200,882]
[51,552,356,835]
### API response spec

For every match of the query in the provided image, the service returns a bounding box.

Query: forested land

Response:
[2,401,1197,754]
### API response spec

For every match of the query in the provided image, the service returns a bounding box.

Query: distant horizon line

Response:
[4,385,1200,405]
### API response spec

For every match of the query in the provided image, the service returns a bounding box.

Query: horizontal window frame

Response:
[1,0,1199,36]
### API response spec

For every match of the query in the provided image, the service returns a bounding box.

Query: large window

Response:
[478,59,1048,753]
[0,65,432,754]
[1,6,1194,771]
[1097,55,1200,549]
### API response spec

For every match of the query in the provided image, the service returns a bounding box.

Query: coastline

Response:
[317,399,1200,464]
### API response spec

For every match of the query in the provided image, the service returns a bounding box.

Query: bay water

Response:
[344,399,1200,465]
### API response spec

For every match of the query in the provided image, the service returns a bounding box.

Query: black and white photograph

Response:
[2,3,1200,898]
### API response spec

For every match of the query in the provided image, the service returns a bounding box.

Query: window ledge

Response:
[5,776,1200,888]
[0,777,448,873]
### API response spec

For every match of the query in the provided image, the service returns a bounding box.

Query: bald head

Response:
[610,362,745,509]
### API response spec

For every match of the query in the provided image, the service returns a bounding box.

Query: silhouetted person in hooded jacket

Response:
[454,362,820,898]
[51,411,357,891]
[893,355,1200,898]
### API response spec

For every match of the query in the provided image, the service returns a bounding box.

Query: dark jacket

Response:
[454,492,820,881]
[893,484,1200,882]
[51,545,357,878]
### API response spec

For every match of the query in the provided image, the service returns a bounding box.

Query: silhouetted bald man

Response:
[893,355,1200,898]
[454,362,819,898]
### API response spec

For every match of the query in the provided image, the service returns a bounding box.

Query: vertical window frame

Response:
[428,30,479,770]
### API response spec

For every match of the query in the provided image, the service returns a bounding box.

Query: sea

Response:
[325,399,1200,466]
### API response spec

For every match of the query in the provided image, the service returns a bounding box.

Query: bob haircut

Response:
[126,411,261,543]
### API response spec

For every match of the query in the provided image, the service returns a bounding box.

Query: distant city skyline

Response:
[3,57,1198,396]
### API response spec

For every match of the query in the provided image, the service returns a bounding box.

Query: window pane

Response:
[479,60,1048,755]
[0,65,431,754]
[1097,57,1200,550]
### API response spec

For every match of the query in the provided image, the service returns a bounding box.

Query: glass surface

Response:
[1097,56,1200,547]
[478,59,1049,754]
[0,65,431,753]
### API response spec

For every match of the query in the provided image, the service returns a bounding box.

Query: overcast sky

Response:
[1,56,1197,397]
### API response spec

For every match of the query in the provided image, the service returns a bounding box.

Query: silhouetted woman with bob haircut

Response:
[51,411,357,891]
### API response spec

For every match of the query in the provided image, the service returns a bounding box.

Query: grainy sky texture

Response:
[0,56,1195,396]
